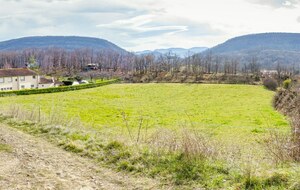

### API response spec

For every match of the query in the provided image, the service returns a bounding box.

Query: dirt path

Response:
[0,124,161,190]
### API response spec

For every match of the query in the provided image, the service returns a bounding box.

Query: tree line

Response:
[0,48,297,80]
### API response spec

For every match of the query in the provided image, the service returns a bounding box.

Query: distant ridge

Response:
[205,33,300,67]
[136,47,208,58]
[0,36,126,53]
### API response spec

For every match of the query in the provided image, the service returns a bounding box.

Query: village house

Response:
[260,69,278,75]
[0,68,55,91]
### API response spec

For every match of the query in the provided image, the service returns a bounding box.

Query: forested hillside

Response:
[207,33,300,68]
[0,36,126,53]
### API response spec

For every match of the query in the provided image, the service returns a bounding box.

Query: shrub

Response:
[271,89,300,162]
[62,80,73,86]
[263,78,278,91]
[283,79,292,89]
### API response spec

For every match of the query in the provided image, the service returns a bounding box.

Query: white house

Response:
[0,68,55,91]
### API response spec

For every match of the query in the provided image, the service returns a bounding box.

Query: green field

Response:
[0,84,288,143]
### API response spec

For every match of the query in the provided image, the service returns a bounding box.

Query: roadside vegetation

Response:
[1,83,299,189]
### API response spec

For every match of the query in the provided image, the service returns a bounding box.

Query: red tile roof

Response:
[0,68,37,77]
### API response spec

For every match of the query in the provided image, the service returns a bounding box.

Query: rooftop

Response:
[39,77,53,84]
[0,68,37,78]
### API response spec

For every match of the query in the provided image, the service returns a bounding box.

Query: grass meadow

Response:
[0,84,288,141]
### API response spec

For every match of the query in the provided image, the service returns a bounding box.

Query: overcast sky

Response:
[0,0,300,51]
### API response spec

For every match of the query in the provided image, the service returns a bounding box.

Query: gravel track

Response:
[0,124,160,190]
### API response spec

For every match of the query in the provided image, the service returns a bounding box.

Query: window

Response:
[20,76,25,81]
[0,87,12,91]
[7,77,12,83]
[31,85,35,89]
[33,76,36,79]
[21,85,25,89]
[0,78,4,83]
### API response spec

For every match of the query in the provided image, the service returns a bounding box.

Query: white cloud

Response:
[247,0,300,8]
[0,0,300,51]
[97,15,188,37]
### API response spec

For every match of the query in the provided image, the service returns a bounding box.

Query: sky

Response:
[0,0,300,51]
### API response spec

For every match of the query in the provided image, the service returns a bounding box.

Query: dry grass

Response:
[147,128,219,160]
[3,104,85,129]
[264,130,294,163]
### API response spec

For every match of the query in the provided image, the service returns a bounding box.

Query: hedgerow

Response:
[0,79,120,97]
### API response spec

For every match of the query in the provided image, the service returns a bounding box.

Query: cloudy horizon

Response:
[0,0,300,51]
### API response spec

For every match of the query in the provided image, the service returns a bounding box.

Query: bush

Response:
[263,78,278,91]
[283,79,292,89]
[62,80,73,86]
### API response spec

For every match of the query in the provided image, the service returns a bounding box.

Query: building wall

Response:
[38,76,55,89]
[12,77,18,90]
[0,77,13,91]
[18,75,39,90]
[38,83,54,89]
[0,75,39,91]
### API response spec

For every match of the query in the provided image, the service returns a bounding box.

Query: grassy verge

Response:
[0,114,228,188]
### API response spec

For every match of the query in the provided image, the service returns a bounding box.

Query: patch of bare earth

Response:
[0,124,161,190]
